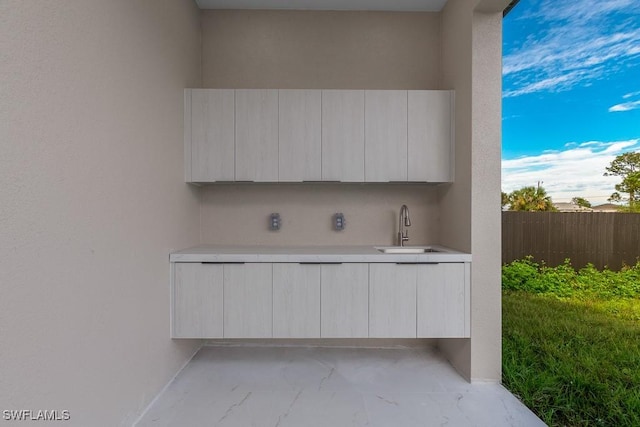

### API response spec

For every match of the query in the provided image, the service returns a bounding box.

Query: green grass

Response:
[502,259,640,426]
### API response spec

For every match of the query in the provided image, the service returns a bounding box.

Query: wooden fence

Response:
[502,212,640,270]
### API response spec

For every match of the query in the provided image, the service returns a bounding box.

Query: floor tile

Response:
[136,346,546,427]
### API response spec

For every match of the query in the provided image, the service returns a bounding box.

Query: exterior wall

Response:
[199,10,444,247]
[438,0,474,380]
[470,8,504,381]
[439,0,506,381]
[200,185,441,246]
[202,10,441,89]
[0,1,202,425]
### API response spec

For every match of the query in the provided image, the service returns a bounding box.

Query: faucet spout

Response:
[398,204,411,246]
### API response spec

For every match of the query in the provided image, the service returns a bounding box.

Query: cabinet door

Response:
[224,263,273,338]
[279,90,321,181]
[273,264,321,338]
[321,90,365,182]
[172,263,224,338]
[365,90,408,182]
[408,91,453,182]
[320,264,369,338]
[369,264,417,338]
[417,263,469,338]
[189,89,235,182]
[235,89,278,181]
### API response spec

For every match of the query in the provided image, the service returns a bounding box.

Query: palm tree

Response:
[507,186,556,211]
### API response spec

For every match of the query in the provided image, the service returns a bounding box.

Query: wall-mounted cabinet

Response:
[186,89,235,182]
[184,89,454,183]
[278,90,322,181]
[235,89,279,182]
[408,91,454,182]
[320,263,369,338]
[365,90,408,182]
[321,90,365,182]
[273,263,321,338]
[171,261,469,339]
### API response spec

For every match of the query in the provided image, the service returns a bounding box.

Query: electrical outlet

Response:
[334,213,345,231]
[269,213,281,231]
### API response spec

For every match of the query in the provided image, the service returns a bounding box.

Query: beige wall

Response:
[202,10,441,89]
[201,185,442,246]
[439,0,507,381]
[468,8,504,382]
[438,0,474,380]
[199,10,445,248]
[0,1,202,425]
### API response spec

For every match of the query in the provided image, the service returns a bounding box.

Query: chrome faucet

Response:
[397,204,411,246]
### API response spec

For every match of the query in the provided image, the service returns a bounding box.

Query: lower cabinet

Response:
[172,263,224,338]
[369,264,417,338]
[417,263,469,338]
[272,263,321,338]
[320,263,369,338]
[171,261,469,339]
[224,263,273,338]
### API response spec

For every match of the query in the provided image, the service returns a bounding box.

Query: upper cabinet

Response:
[186,89,235,182]
[365,90,408,182]
[322,90,365,182]
[408,91,454,182]
[184,89,454,183]
[235,89,279,181]
[278,90,322,181]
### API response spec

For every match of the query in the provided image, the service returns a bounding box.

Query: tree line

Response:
[502,152,640,212]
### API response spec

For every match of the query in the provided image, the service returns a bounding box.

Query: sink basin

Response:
[375,246,441,254]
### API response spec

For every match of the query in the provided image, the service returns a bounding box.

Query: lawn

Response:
[502,259,640,426]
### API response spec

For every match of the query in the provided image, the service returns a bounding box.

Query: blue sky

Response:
[502,0,640,204]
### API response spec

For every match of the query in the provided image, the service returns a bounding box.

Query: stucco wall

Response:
[439,0,506,381]
[200,184,441,246]
[199,10,444,246]
[0,1,202,425]
[202,10,441,89]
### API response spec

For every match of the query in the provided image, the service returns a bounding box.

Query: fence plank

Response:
[502,212,640,270]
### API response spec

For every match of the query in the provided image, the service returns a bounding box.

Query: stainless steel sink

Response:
[375,246,440,254]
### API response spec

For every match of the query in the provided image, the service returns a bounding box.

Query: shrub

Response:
[502,256,540,291]
[502,258,640,299]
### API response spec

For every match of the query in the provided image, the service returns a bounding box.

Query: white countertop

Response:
[170,245,471,263]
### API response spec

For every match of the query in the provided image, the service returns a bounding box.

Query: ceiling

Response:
[195,0,449,12]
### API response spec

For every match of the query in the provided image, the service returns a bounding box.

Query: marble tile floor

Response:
[136,345,546,427]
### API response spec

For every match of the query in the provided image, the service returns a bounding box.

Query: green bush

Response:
[501,256,540,291]
[502,258,640,299]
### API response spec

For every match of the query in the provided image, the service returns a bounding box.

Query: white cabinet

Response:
[235,89,279,181]
[320,264,369,338]
[185,89,453,183]
[172,263,223,338]
[369,264,417,338]
[321,90,365,182]
[408,91,454,182]
[272,263,321,338]
[223,263,273,338]
[171,261,469,339]
[185,89,235,182]
[365,90,408,182]
[279,90,322,181]
[417,263,469,338]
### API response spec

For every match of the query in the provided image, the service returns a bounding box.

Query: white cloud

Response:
[609,100,640,112]
[502,139,640,204]
[623,91,640,99]
[503,0,640,97]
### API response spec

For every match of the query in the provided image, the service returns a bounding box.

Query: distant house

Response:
[592,203,621,212]
[553,202,594,212]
